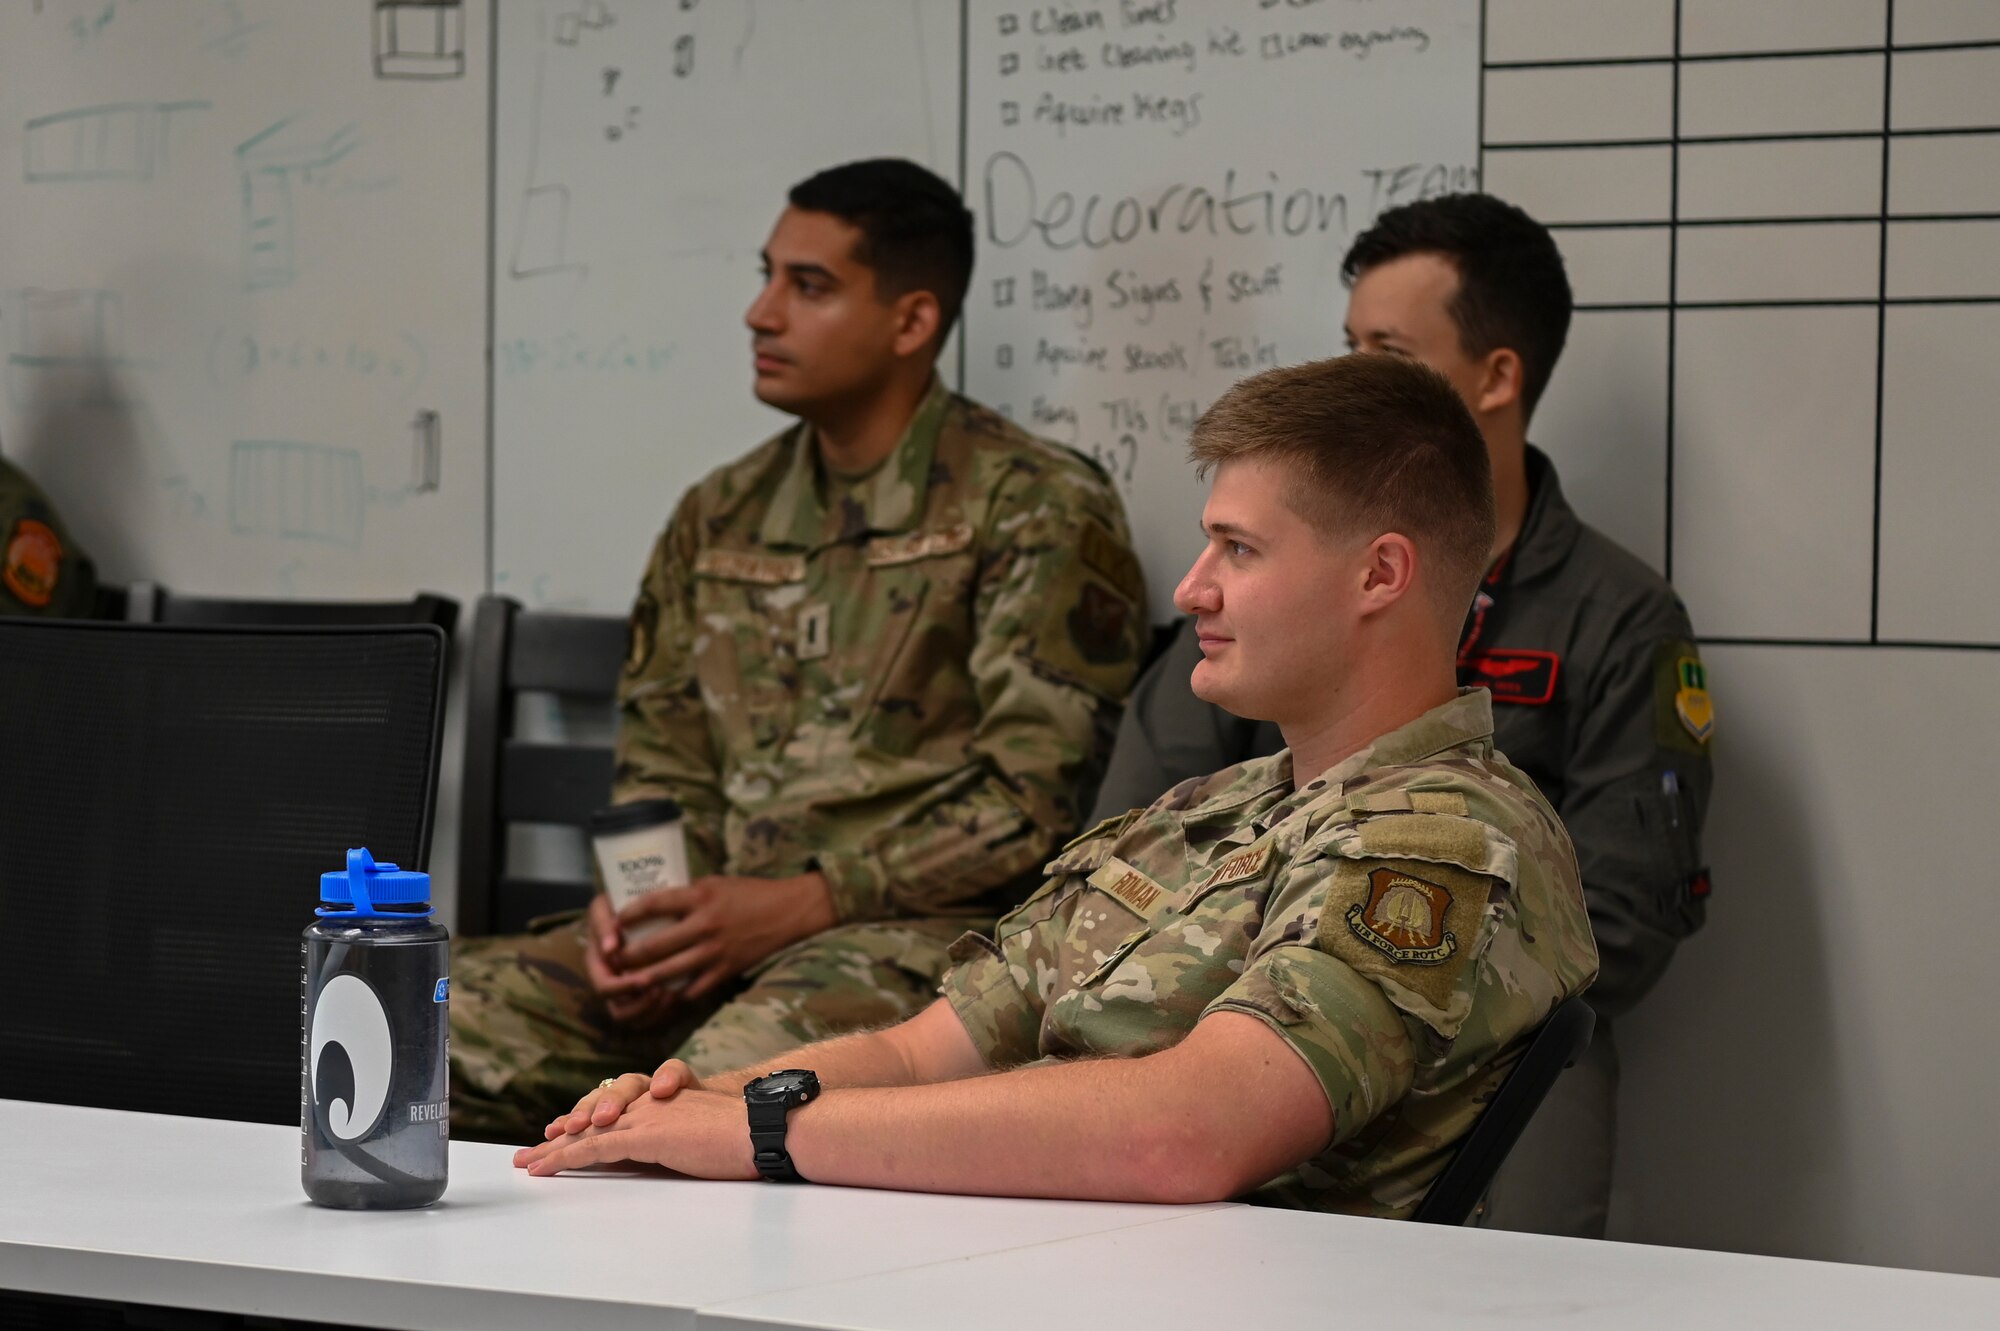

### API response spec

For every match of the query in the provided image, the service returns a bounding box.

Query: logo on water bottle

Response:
[309,974,394,1143]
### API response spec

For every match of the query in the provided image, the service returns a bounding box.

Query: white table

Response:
[3,1100,1996,1330]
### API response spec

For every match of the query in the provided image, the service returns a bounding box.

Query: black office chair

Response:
[0,620,447,1125]
[123,579,458,632]
[1410,995,1597,1225]
[456,594,627,937]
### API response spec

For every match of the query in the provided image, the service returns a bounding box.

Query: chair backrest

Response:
[456,594,627,937]
[124,580,458,632]
[1410,995,1598,1225]
[0,620,447,1124]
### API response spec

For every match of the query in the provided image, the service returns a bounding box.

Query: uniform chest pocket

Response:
[836,525,977,756]
[692,553,807,758]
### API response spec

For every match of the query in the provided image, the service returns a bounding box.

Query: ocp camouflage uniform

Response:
[453,379,1147,1138]
[943,689,1599,1217]
[0,454,95,618]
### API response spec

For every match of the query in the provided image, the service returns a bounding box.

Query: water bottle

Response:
[301,847,449,1209]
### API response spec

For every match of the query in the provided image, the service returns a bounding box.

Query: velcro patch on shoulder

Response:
[1346,790,1468,817]
[866,523,974,567]
[1086,856,1174,923]
[1352,813,1496,873]
[694,548,807,585]
[1317,857,1503,1034]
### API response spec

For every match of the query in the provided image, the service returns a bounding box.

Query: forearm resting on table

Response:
[703,999,983,1094]
[784,1011,1333,1205]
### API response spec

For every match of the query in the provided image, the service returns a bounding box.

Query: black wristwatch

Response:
[743,1069,820,1182]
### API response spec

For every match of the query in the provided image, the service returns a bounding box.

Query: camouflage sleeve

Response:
[1088,617,1266,824]
[1559,597,1713,1017]
[1203,838,1513,1145]
[815,459,1147,923]
[937,878,1075,1069]
[612,491,727,877]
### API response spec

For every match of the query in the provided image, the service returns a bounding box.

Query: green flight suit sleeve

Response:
[1558,598,1712,1018]
[612,490,728,878]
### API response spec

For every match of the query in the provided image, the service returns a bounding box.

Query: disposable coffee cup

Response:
[589,799,690,943]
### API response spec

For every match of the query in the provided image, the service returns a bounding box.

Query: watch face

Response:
[754,1070,816,1098]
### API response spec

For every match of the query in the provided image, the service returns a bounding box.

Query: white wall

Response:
[1614,645,2000,1275]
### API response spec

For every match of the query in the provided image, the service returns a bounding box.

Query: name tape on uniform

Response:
[1087,857,1172,922]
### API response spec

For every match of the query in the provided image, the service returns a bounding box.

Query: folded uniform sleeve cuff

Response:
[813,846,892,925]
[1204,947,1415,1146]
[938,931,1033,1071]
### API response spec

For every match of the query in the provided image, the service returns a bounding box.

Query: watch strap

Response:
[747,1097,805,1182]
[744,1073,818,1183]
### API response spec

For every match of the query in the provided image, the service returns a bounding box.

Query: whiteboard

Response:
[491,0,961,611]
[961,0,1480,618]
[0,0,489,600]
[1485,0,2000,648]
[492,0,1481,617]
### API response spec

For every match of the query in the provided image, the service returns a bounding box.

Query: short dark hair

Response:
[1190,355,1495,614]
[1341,193,1572,417]
[788,158,975,344]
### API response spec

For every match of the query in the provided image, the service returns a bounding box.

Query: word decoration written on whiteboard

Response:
[963,0,1479,616]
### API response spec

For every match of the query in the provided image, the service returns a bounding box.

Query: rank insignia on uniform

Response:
[1674,657,1714,743]
[1347,867,1457,965]
[2,518,61,608]
[797,602,831,661]
[1462,649,1558,705]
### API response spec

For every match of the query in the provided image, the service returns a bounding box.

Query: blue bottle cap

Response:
[319,847,433,920]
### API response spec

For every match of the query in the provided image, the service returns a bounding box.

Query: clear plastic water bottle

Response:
[301,848,449,1209]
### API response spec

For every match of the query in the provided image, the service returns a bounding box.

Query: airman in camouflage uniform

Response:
[452,378,1146,1138]
[945,688,1597,1216]
[0,453,96,618]
[512,355,1599,1214]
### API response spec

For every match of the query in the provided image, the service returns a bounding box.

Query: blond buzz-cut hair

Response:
[1189,355,1496,616]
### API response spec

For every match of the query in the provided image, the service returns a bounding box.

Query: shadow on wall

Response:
[9,356,152,586]
[1609,694,1844,1258]
[4,253,244,586]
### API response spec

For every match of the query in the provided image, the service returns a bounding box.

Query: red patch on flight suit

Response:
[1463,649,1559,705]
[3,518,62,608]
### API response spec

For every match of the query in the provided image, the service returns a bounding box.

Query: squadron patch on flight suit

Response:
[1654,640,1715,752]
[2,518,61,609]
[1673,657,1714,742]
[1462,649,1559,705]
